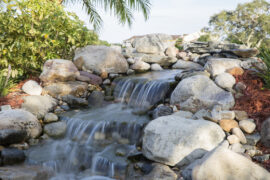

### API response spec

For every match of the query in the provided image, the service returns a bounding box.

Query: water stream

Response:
[25,70,180,180]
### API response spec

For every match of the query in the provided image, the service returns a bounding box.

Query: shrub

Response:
[198,34,211,42]
[257,48,270,89]
[175,37,184,51]
[0,0,106,78]
[0,65,13,97]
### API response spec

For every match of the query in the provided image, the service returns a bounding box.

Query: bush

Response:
[175,37,184,51]
[257,48,270,89]
[0,0,106,78]
[0,65,13,97]
[197,34,211,42]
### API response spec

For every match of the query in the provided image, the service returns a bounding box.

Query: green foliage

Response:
[204,0,270,48]
[175,37,183,51]
[198,34,211,42]
[0,66,13,97]
[0,0,105,78]
[64,0,151,31]
[257,48,270,89]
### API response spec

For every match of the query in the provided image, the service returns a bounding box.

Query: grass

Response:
[257,48,270,89]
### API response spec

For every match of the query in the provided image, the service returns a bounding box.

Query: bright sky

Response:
[65,0,253,43]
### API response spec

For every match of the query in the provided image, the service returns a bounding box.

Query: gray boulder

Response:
[0,109,42,139]
[142,115,225,166]
[62,95,88,108]
[151,64,163,71]
[73,45,128,74]
[1,148,25,165]
[44,121,67,138]
[204,58,242,77]
[215,73,236,89]
[22,80,42,95]
[21,95,57,119]
[152,105,173,119]
[0,129,27,146]
[260,118,270,148]
[88,91,104,107]
[44,113,58,123]
[182,146,270,180]
[230,48,259,58]
[170,75,235,113]
[172,60,203,70]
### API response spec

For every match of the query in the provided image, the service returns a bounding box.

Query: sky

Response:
[65,0,253,43]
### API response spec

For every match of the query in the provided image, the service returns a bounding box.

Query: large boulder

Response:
[43,81,88,98]
[142,115,225,166]
[21,95,57,119]
[230,48,259,58]
[40,59,79,85]
[172,60,203,70]
[73,45,129,74]
[0,129,27,146]
[170,75,235,113]
[0,109,42,138]
[204,58,242,77]
[132,34,175,55]
[182,147,270,180]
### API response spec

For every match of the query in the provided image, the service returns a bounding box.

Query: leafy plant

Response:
[175,37,184,51]
[0,65,12,97]
[257,48,270,89]
[198,34,211,42]
[0,0,106,79]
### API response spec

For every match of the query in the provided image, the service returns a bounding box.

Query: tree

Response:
[204,0,270,48]
[62,0,151,30]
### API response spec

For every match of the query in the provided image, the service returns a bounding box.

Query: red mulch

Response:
[0,77,40,109]
[233,70,270,130]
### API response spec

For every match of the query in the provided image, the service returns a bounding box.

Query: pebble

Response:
[253,154,270,162]
[220,111,235,120]
[234,110,248,121]
[219,119,239,132]
[44,113,58,123]
[235,82,247,93]
[239,120,256,134]
[246,133,261,146]
[232,127,247,144]
[227,135,240,144]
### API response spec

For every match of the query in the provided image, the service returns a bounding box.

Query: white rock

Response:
[44,113,58,123]
[130,60,151,72]
[204,58,242,77]
[182,146,270,180]
[239,120,256,134]
[229,143,245,153]
[22,80,43,95]
[215,73,236,89]
[127,58,135,64]
[227,135,240,144]
[193,109,211,120]
[172,60,203,70]
[151,64,163,71]
[165,46,179,57]
[170,75,235,113]
[232,127,247,144]
[142,115,225,166]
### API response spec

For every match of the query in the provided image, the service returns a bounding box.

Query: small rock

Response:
[215,73,236,89]
[220,110,235,120]
[253,154,270,163]
[173,111,193,119]
[1,148,26,165]
[103,79,111,85]
[243,145,257,151]
[142,163,177,180]
[229,143,245,153]
[193,109,211,120]
[235,82,246,93]
[127,69,135,75]
[226,67,244,76]
[234,110,248,121]
[0,105,11,111]
[232,127,247,144]
[44,113,58,123]
[62,95,88,108]
[44,121,67,138]
[239,120,256,134]
[127,58,135,64]
[60,105,70,111]
[115,147,127,157]
[151,64,163,71]
[27,138,39,146]
[219,119,239,132]
[76,75,91,82]
[9,142,29,150]
[131,60,151,72]
[22,80,43,95]
[152,106,173,119]
[94,132,106,140]
[88,91,104,107]
[227,135,240,145]
[165,46,179,57]
[246,133,261,146]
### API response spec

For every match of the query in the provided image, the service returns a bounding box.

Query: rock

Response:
[215,73,236,89]
[226,67,244,76]
[133,54,177,67]
[253,154,270,163]
[1,148,25,165]
[0,166,53,180]
[130,60,151,72]
[235,82,247,93]
[21,95,57,119]
[193,109,211,120]
[0,129,27,146]
[76,75,91,83]
[62,95,88,108]
[22,80,42,95]
[219,119,239,132]
[80,71,102,85]
[142,163,177,180]
[40,59,79,85]
[239,120,256,134]
[103,79,111,85]
[232,127,247,144]
[230,48,259,58]
[173,110,194,119]
[152,106,173,119]
[229,143,245,153]
[44,113,58,123]
[10,142,29,150]
[204,58,242,77]
[170,75,235,113]
[132,34,175,55]
[177,51,189,60]
[234,110,249,121]
[127,69,135,75]
[88,91,104,107]
[151,63,163,71]
[165,46,179,57]
[174,70,210,81]
[127,58,135,64]
[172,60,203,70]
[227,135,240,144]
[43,81,88,98]
[74,45,128,74]
[182,146,270,180]
[0,109,42,139]
[246,133,261,146]
[0,105,11,111]
[44,121,67,138]
[211,106,235,121]
[142,115,225,166]
[240,58,266,70]
[260,118,270,148]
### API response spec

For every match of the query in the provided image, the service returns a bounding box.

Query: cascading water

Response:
[25,70,180,180]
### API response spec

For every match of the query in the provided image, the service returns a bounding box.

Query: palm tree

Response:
[62,0,151,30]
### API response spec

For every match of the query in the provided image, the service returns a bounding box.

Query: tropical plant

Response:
[203,0,270,48]
[0,0,105,78]
[63,0,151,30]
[257,48,270,89]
